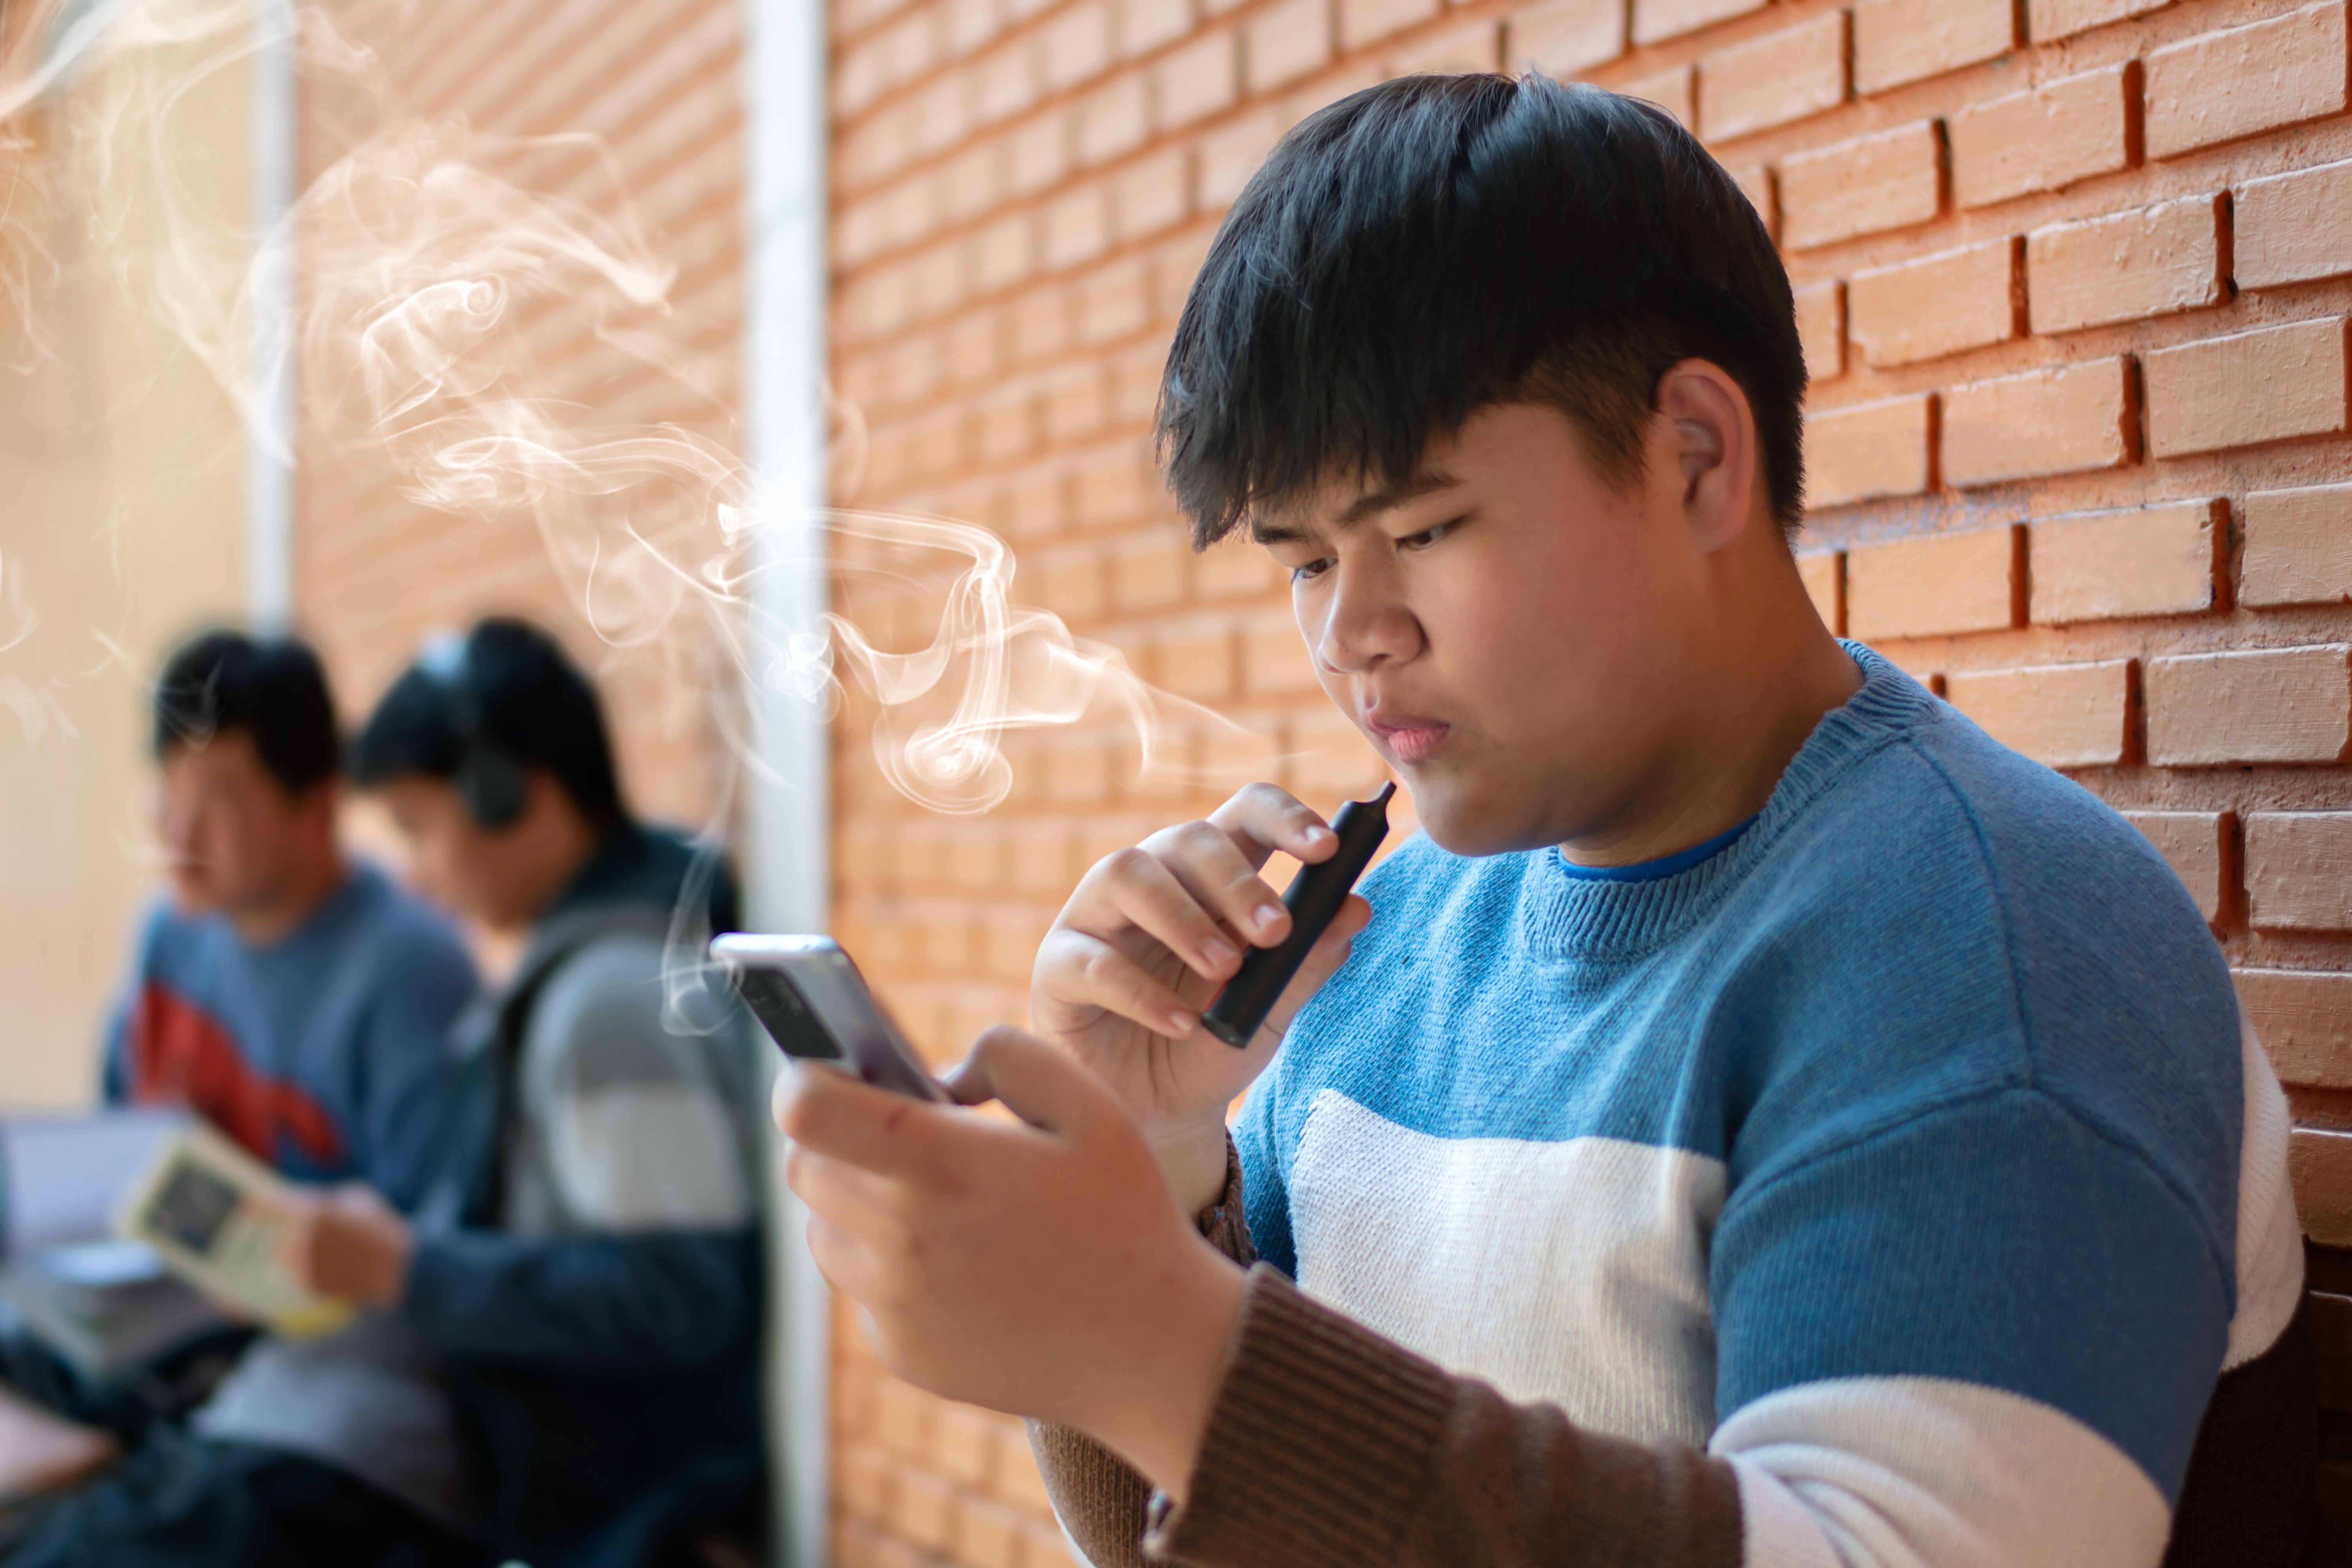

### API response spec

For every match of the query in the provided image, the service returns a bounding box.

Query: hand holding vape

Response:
[1201,781,1395,1048]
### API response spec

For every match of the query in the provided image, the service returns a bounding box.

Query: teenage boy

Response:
[319,616,765,1566]
[2,630,479,1566]
[8,620,766,1568]
[113,629,474,1209]
[778,75,2311,1568]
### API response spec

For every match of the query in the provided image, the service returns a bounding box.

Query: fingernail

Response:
[1302,825,1335,847]
[1202,936,1239,969]
[1167,1009,1198,1036]
[1253,904,1285,936]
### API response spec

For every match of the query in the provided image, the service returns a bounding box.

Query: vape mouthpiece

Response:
[1201,781,1396,1049]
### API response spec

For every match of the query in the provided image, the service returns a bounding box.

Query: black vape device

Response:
[1201,781,1396,1049]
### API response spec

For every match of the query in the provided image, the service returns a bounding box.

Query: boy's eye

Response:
[1399,519,1457,550]
[1289,557,1333,583]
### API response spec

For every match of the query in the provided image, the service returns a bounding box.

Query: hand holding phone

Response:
[712,934,949,1102]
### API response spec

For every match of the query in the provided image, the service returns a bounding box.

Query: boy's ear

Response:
[1655,361,1757,555]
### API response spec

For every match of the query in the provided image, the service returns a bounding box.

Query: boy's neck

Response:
[1559,543,1860,871]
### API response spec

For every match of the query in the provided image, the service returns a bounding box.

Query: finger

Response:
[1140,820,1294,950]
[774,1060,968,1178]
[1207,782,1340,866]
[1069,846,1243,982]
[944,1027,1124,1138]
[1035,927,1200,1040]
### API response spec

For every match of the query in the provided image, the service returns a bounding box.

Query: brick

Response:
[2028,499,2221,624]
[1110,530,1189,610]
[2238,968,2352,1089]
[1004,111,1072,196]
[1021,1517,1084,1564]
[1342,0,1438,51]
[1620,64,1695,129]
[1942,357,2134,488]
[1043,364,1109,440]
[1075,74,1149,164]
[2025,194,2225,335]
[1388,20,1500,74]
[947,0,1005,54]
[2123,811,2227,922]
[2145,644,2352,765]
[2146,3,2348,161]
[931,1405,1001,1486]
[1846,525,2020,640]
[1633,0,1767,47]
[1243,612,1323,694]
[1699,13,1847,142]
[895,1468,957,1551]
[1155,622,1237,699]
[1245,0,1332,92]
[1156,31,1238,129]
[970,41,1037,127]
[1946,659,2133,768]
[1949,64,2131,210]
[2237,160,2352,290]
[970,212,1035,292]
[1779,121,1944,250]
[1006,285,1071,363]
[1729,163,1777,239]
[1039,0,1113,91]
[1076,257,1150,341]
[2029,0,2161,43]
[942,141,1006,221]
[1292,706,1389,801]
[957,1497,1028,1568]
[1847,239,2017,368]
[1154,229,1217,319]
[1041,185,1110,270]
[2293,1127,2352,1246]
[2145,319,2350,459]
[2249,813,2352,929]
[1506,0,1624,73]
[1854,0,2014,95]
[2244,485,2352,608]
[1798,550,1844,634]
[1120,0,1194,56]
[1198,109,1284,209]
[1804,395,1933,508]
[1793,280,1844,381]
[1112,148,1190,241]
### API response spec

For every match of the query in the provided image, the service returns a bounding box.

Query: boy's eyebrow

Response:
[1250,468,1465,545]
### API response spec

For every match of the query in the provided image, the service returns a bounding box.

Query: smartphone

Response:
[710,933,949,1102]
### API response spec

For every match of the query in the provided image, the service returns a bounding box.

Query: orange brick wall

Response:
[295,0,746,827]
[823,0,2352,1550]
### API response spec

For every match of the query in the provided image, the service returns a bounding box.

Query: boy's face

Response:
[156,730,334,918]
[374,771,577,932]
[1258,401,1721,858]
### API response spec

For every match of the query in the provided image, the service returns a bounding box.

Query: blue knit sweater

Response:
[1234,646,2302,1564]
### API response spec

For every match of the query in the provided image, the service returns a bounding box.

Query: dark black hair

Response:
[152,630,341,795]
[1159,74,1807,544]
[350,617,627,828]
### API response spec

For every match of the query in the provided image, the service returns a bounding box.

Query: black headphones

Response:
[416,631,531,830]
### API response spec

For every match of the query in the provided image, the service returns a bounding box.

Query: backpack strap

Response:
[418,907,679,1232]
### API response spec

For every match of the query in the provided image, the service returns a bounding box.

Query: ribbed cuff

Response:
[1144,1265,1455,1567]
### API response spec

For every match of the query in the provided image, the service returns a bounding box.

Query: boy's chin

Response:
[1406,780,1562,860]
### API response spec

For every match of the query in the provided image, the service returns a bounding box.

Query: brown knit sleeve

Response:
[1027,1133,1258,1567]
[1142,1265,1745,1568]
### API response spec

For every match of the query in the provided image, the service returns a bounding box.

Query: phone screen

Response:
[717,937,947,1102]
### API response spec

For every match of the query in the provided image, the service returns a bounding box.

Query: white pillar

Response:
[740,0,833,1555]
[244,0,296,631]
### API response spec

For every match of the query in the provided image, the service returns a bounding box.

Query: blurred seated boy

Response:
[309,617,765,1566]
[9,620,764,1568]
[3,630,478,1562]
[778,75,2310,1568]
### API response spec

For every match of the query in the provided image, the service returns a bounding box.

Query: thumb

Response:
[944,1027,1120,1137]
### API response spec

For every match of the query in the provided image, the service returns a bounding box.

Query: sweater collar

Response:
[1519,644,1936,960]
